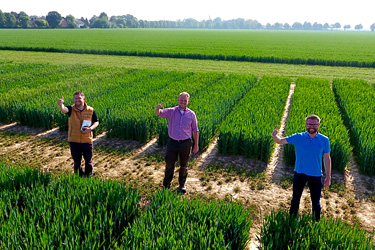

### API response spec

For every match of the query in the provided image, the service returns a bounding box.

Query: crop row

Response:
[218,76,291,162]
[3,46,375,68]
[259,210,374,249]
[0,62,259,150]
[0,164,251,249]
[157,74,258,149]
[2,163,373,249]
[1,62,375,174]
[284,78,352,172]
[1,29,375,68]
[333,79,375,174]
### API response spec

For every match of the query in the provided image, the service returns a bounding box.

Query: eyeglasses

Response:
[306,123,320,127]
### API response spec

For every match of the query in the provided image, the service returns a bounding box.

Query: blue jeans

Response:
[290,172,323,221]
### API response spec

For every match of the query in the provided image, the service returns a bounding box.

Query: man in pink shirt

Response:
[155,92,199,194]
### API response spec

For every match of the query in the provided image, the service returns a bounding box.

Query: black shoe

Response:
[177,186,186,194]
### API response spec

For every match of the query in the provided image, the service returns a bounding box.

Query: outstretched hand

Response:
[156,102,163,109]
[57,96,64,106]
[272,125,279,136]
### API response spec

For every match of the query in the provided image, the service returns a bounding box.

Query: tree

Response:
[343,24,351,31]
[91,18,110,28]
[99,12,108,20]
[183,18,199,28]
[213,17,222,29]
[303,21,312,30]
[283,23,291,30]
[66,14,76,28]
[89,15,98,25]
[18,11,30,28]
[292,22,303,30]
[35,19,48,28]
[233,18,246,29]
[125,14,139,28]
[0,10,6,28]
[273,22,283,30]
[371,23,375,32]
[312,22,323,30]
[246,19,262,29]
[354,24,363,30]
[334,22,341,29]
[46,11,62,28]
[323,23,329,30]
[4,12,17,28]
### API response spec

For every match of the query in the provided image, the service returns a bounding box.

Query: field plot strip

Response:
[218,76,291,162]
[284,78,351,172]
[172,73,258,150]
[0,63,127,126]
[333,79,375,175]
[1,30,375,68]
[106,72,222,143]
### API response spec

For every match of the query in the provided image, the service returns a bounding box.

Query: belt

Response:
[169,137,191,143]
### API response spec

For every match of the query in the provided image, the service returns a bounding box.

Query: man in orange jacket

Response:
[58,91,99,177]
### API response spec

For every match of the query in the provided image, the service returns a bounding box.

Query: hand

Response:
[57,96,64,106]
[156,102,163,109]
[192,144,199,154]
[82,127,91,134]
[272,125,279,136]
[323,177,331,187]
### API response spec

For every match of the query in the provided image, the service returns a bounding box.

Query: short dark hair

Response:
[305,114,321,123]
[73,91,85,98]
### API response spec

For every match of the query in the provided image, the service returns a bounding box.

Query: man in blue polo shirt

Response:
[272,114,331,221]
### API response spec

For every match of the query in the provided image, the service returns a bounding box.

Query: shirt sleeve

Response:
[286,133,298,144]
[158,108,173,118]
[324,137,331,153]
[92,111,98,124]
[191,112,199,132]
[67,106,72,117]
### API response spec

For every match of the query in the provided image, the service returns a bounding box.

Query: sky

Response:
[2,0,375,29]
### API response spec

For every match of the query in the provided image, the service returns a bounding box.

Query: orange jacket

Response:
[68,103,94,143]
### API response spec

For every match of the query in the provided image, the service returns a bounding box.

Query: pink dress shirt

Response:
[158,106,199,140]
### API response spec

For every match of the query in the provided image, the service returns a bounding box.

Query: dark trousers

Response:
[70,142,93,177]
[290,172,323,221]
[163,138,192,188]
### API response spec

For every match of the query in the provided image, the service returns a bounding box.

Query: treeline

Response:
[1,9,375,31]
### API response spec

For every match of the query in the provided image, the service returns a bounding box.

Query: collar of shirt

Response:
[302,131,320,140]
[174,106,190,114]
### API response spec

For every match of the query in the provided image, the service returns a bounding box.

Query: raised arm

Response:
[57,96,69,113]
[272,125,288,144]
[154,101,163,116]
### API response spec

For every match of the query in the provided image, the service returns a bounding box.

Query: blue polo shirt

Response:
[286,132,330,177]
